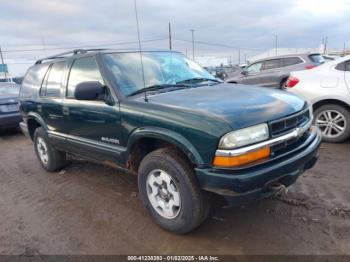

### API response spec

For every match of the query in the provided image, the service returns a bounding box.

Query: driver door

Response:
[240,61,264,85]
[62,56,123,164]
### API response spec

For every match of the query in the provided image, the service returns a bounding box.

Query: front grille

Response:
[271,132,309,158]
[270,109,310,137]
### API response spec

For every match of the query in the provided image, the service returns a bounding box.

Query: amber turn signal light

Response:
[213,146,271,168]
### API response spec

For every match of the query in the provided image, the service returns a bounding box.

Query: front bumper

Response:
[0,113,21,129]
[195,127,322,207]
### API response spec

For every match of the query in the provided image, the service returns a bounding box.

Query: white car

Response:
[286,55,350,143]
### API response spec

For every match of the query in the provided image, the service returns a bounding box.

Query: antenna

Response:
[133,0,148,102]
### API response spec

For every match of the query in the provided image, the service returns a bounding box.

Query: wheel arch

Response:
[126,127,204,174]
[27,113,48,140]
[312,98,350,112]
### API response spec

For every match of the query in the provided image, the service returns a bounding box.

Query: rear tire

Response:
[138,147,211,234]
[314,104,350,143]
[33,127,67,172]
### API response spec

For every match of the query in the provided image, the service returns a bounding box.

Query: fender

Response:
[27,112,48,131]
[126,126,204,166]
[311,95,350,108]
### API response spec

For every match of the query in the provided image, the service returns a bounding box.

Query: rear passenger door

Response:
[37,61,67,137]
[259,58,283,87]
[62,56,123,163]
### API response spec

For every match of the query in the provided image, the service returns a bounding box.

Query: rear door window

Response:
[282,57,303,67]
[67,56,104,98]
[40,61,66,97]
[262,59,281,70]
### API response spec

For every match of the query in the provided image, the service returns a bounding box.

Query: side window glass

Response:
[335,61,350,71]
[262,59,281,70]
[40,62,65,97]
[20,64,49,98]
[67,57,104,98]
[283,57,303,67]
[245,62,262,74]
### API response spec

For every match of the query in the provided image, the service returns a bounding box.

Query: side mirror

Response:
[74,81,105,101]
[241,70,248,76]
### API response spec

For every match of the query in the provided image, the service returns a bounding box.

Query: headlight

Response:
[218,123,269,149]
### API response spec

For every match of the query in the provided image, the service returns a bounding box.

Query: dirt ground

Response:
[0,130,350,255]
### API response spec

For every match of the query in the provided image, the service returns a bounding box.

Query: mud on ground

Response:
[0,130,349,255]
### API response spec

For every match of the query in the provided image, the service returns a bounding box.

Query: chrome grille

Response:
[270,109,310,137]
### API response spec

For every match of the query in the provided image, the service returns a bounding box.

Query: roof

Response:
[35,49,181,65]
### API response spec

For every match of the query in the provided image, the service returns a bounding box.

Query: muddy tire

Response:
[33,127,67,172]
[314,104,350,143]
[138,147,211,234]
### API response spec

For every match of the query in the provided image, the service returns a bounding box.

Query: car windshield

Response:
[0,84,20,96]
[103,51,218,97]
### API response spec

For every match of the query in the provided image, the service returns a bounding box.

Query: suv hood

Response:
[144,83,306,130]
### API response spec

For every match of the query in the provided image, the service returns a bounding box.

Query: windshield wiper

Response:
[127,84,187,97]
[176,77,222,85]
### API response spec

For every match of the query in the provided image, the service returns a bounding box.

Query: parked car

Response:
[226,53,325,88]
[19,49,321,233]
[286,55,350,143]
[0,82,21,130]
[322,55,339,62]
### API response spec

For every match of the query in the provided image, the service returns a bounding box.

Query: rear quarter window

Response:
[282,57,303,67]
[308,54,325,65]
[20,64,49,99]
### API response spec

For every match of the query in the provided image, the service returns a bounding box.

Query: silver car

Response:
[226,53,325,88]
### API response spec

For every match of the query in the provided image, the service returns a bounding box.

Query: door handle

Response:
[63,107,69,115]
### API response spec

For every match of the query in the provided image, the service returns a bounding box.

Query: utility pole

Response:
[0,46,8,80]
[323,37,328,54]
[168,22,172,50]
[275,33,278,55]
[238,48,241,65]
[190,29,195,60]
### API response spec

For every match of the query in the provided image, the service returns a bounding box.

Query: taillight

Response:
[305,65,316,70]
[286,76,299,88]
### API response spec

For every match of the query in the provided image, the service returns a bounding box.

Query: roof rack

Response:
[35,48,106,64]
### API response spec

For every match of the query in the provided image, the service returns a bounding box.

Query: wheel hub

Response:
[146,169,181,219]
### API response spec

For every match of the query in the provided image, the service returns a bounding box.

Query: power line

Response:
[173,38,266,51]
[1,38,168,53]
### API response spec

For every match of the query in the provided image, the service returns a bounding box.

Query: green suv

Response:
[19,49,321,233]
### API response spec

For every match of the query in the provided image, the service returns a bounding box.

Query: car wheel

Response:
[280,79,288,89]
[138,147,211,234]
[314,104,350,143]
[33,127,67,172]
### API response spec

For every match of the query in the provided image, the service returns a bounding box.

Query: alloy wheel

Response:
[37,137,49,165]
[316,110,347,138]
[146,169,181,219]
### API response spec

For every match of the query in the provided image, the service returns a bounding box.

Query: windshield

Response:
[103,51,217,96]
[0,84,20,96]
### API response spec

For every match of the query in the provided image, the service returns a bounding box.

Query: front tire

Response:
[138,147,211,234]
[314,104,350,143]
[33,127,67,172]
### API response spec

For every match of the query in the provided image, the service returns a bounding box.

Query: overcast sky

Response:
[1,0,350,75]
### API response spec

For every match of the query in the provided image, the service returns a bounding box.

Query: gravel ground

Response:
[0,130,349,255]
